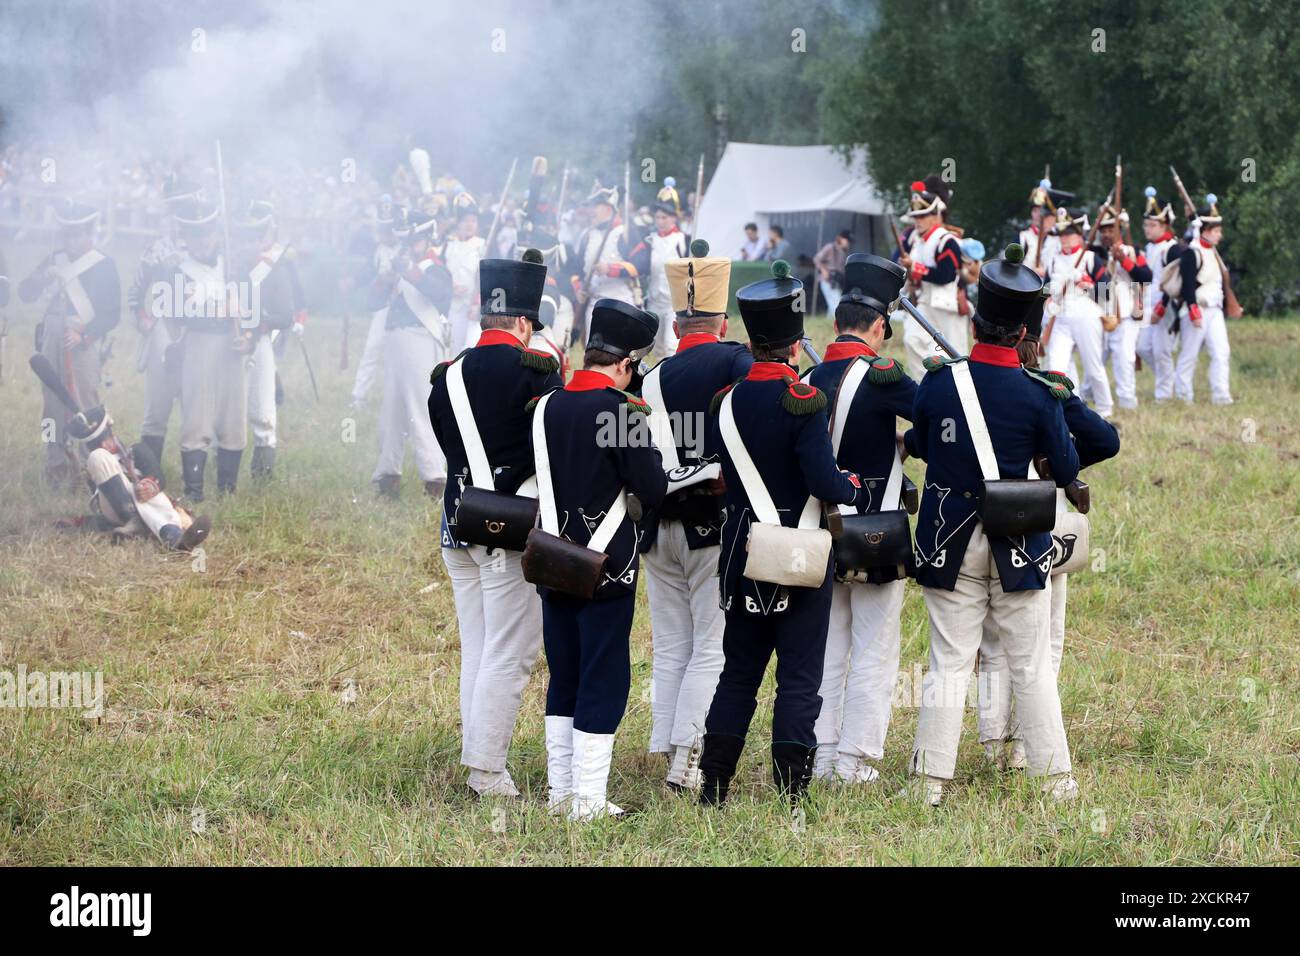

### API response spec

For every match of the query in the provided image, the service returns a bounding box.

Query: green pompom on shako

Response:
[865,355,904,385]
[770,258,792,279]
[1003,242,1025,264]
[780,380,826,415]
[690,238,710,257]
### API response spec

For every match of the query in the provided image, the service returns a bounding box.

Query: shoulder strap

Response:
[950,360,1001,482]
[720,389,820,529]
[445,356,493,490]
[531,390,627,552]
[832,356,904,514]
[640,363,679,471]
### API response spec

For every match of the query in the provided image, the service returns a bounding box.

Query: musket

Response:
[298,332,320,402]
[900,296,1090,513]
[554,162,570,234]
[886,208,917,303]
[799,334,822,365]
[623,160,632,244]
[692,153,705,235]
[214,140,249,353]
[482,156,519,257]
[1170,164,1243,318]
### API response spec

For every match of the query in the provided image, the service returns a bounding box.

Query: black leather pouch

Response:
[521,527,607,599]
[455,487,539,551]
[833,509,913,580]
[978,478,1056,537]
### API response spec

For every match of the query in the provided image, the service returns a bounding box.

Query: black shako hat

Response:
[1023,288,1050,338]
[480,249,548,329]
[841,253,906,338]
[736,259,804,349]
[975,243,1045,329]
[588,299,658,360]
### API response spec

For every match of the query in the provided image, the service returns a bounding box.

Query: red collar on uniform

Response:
[1199,237,1214,249]
[657,225,680,237]
[921,224,942,241]
[1158,231,1175,242]
[566,369,617,391]
[675,332,719,353]
[823,340,878,362]
[969,344,1021,368]
[475,329,522,348]
[746,362,798,382]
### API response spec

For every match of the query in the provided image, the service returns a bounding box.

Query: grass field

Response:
[1,255,1298,864]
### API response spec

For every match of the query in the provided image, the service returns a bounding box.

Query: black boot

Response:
[97,474,139,526]
[771,742,816,805]
[375,474,400,499]
[140,433,165,467]
[699,733,746,807]
[250,445,275,480]
[181,450,208,502]
[216,448,243,495]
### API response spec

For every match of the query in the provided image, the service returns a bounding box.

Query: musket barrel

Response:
[898,297,961,359]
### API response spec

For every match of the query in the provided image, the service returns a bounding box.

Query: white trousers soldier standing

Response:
[912,529,1072,781]
[350,308,388,405]
[1047,312,1112,417]
[140,321,182,444]
[1107,317,1144,410]
[977,572,1068,760]
[903,307,966,379]
[39,313,101,474]
[180,331,247,454]
[372,326,445,484]
[442,544,543,794]
[1150,317,1180,401]
[642,521,726,785]
[1174,305,1232,404]
[247,334,277,449]
[814,578,905,781]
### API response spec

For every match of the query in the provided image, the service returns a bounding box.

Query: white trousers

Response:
[1106,318,1143,409]
[372,326,446,483]
[449,298,477,353]
[912,528,1071,779]
[903,306,967,379]
[1149,316,1179,401]
[140,321,181,439]
[86,447,184,541]
[180,331,247,453]
[814,578,905,761]
[246,334,277,448]
[1047,311,1112,417]
[350,309,388,404]
[646,292,678,358]
[977,572,1068,744]
[642,523,726,753]
[443,546,544,772]
[1173,305,1232,404]
[819,280,842,315]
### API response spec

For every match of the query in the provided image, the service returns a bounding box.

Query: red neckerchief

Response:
[1199,237,1213,249]
[969,344,1021,368]
[823,339,878,362]
[476,329,522,349]
[745,362,797,382]
[675,332,719,354]
[566,369,616,391]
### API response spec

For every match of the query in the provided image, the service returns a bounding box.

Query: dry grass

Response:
[1,276,1297,864]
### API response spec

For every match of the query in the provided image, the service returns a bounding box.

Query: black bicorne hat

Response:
[55,200,101,228]
[67,404,111,443]
[480,249,549,330]
[736,259,805,349]
[588,299,658,360]
[975,243,1045,329]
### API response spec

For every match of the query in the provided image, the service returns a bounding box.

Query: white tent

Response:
[692,142,888,259]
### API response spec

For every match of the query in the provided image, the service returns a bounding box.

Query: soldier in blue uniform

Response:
[978,289,1121,768]
[529,300,667,820]
[640,239,753,791]
[904,244,1080,805]
[427,250,563,799]
[803,254,916,786]
[698,260,866,807]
